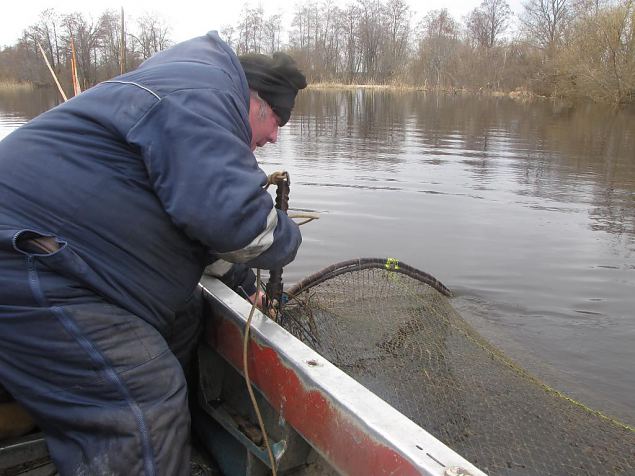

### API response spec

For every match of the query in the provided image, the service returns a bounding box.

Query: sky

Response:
[0,0,524,49]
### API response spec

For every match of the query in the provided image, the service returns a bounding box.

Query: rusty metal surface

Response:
[199,277,486,476]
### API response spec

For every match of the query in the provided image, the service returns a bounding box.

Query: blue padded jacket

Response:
[0,32,301,332]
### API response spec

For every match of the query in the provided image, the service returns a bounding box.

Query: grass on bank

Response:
[307,82,541,101]
[0,80,35,90]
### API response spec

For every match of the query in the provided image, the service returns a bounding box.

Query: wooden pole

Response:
[37,41,68,101]
[70,38,82,96]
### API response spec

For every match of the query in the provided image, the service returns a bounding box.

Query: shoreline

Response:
[0,80,35,90]
[307,82,543,101]
[0,81,590,105]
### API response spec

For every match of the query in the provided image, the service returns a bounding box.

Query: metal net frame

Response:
[280,258,635,476]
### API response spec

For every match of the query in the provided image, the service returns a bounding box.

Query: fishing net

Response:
[279,258,635,476]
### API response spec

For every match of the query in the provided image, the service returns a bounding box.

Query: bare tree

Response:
[235,5,265,54]
[61,12,104,88]
[325,2,351,80]
[290,4,311,51]
[558,0,635,103]
[3,8,169,89]
[98,10,125,79]
[20,9,65,85]
[423,9,460,40]
[382,0,411,80]
[34,9,64,70]
[263,13,283,54]
[220,25,236,51]
[466,0,512,48]
[414,9,460,87]
[521,0,572,53]
[289,1,342,81]
[130,12,171,60]
[357,0,384,81]
[0,39,37,83]
[342,3,361,82]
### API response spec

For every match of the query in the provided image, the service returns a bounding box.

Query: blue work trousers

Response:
[0,231,202,475]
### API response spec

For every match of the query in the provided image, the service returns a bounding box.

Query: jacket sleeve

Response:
[126,87,301,270]
[204,258,257,297]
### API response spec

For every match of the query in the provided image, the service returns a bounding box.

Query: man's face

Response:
[249,94,280,151]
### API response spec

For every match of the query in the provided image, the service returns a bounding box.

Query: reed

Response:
[306,82,546,101]
[308,82,416,91]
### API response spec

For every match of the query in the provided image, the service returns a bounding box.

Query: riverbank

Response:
[0,80,34,91]
[307,82,541,101]
[0,80,549,103]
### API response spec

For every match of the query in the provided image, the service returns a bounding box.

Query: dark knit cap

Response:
[238,52,307,126]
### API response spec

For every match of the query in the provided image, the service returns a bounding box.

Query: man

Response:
[0,31,306,475]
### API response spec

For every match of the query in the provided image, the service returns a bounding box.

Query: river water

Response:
[1,87,633,425]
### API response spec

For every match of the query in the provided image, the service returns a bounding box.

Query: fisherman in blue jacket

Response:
[0,31,306,475]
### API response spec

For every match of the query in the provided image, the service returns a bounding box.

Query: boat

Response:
[0,276,484,476]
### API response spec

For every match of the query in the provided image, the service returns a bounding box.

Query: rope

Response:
[266,171,320,225]
[243,269,278,475]
[241,170,319,475]
[288,212,320,226]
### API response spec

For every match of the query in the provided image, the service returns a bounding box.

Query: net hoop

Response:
[287,258,452,298]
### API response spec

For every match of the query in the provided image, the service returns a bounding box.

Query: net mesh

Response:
[279,259,635,476]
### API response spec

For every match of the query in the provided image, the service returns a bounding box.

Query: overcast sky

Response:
[0,0,524,49]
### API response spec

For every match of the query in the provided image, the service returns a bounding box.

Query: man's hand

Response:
[248,290,266,309]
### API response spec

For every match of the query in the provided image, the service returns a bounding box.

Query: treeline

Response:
[1,1,634,104]
[0,8,169,90]
[221,0,635,104]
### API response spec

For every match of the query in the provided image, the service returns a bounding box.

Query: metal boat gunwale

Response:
[200,276,484,476]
